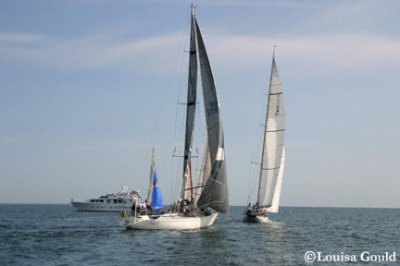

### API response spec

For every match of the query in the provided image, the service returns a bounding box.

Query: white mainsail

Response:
[257,54,285,209]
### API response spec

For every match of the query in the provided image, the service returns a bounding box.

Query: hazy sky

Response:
[1,0,399,207]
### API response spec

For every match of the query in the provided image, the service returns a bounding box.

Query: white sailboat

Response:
[245,51,285,223]
[121,5,228,230]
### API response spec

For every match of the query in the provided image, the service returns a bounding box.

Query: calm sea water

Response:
[0,205,399,265]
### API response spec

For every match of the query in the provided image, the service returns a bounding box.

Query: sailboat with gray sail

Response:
[245,51,285,223]
[121,5,228,230]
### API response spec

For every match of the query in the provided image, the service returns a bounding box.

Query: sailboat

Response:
[121,5,228,230]
[245,51,285,223]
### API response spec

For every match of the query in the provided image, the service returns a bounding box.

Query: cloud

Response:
[1,30,399,75]
[305,1,395,32]
[0,33,44,43]
[198,0,315,9]
[0,31,187,71]
[199,33,400,75]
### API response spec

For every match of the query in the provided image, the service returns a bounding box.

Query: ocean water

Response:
[0,205,399,265]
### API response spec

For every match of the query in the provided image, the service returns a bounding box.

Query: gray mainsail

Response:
[195,19,229,213]
[257,54,285,208]
[180,7,198,201]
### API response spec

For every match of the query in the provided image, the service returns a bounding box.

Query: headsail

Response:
[257,54,285,208]
[151,168,163,211]
[195,18,229,213]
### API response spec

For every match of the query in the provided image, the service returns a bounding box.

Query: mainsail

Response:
[257,54,285,208]
[180,6,198,201]
[178,6,229,213]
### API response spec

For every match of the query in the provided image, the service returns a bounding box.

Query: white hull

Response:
[71,201,131,212]
[122,212,218,230]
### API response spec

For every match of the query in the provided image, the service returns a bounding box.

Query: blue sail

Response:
[151,169,163,211]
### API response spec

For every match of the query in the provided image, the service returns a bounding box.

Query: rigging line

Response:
[247,83,269,204]
[207,177,222,185]
[192,83,207,186]
[170,12,197,203]
[184,185,204,190]
[168,26,192,204]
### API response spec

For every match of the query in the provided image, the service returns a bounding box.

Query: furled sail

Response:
[146,147,156,204]
[195,19,229,213]
[257,55,285,208]
[180,7,198,201]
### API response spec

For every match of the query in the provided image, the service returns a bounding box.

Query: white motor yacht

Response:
[71,185,140,212]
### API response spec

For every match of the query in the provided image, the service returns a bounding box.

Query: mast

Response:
[180,4,198,201]
[257,49,285,208]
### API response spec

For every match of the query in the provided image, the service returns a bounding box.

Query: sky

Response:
[1,0,400,207]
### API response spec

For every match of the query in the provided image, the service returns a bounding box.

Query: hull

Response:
[71,201,131,212]
[70,186,140,212]
[243,214,269,223]
[244,207,270,223]
[122,212,218,230]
